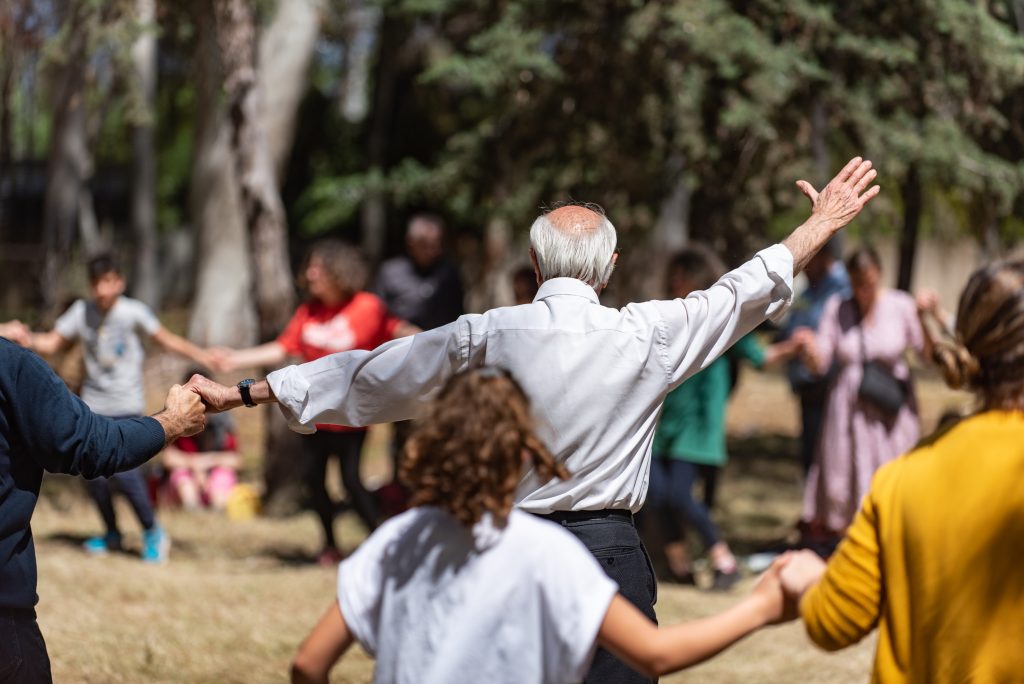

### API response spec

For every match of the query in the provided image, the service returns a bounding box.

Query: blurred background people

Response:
[4,254,215,563]
[645,246,803,589]
[780,256,1024,682]
[776,237,850,474]
[160,370,240,511]
[211,240,416,565]
[798,246,938,545]
[512,265,540,305]
[373,212,465,493]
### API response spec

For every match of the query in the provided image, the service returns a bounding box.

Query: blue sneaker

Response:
[83,532,122,556]
[141,526,170,564]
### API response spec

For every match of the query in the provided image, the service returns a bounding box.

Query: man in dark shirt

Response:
[374,213,465,331]
[0,338,205,683]
[373,214,465,491]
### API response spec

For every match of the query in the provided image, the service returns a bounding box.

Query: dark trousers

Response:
[540,511,657,684]
[86,466,156,536]
[304,430,377,549]
[0,609,52,684]
[798,385,828,475]
[646,459,721,548]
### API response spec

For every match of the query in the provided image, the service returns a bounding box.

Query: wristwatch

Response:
[237,378,257,408]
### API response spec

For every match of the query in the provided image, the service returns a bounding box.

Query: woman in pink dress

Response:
[800,247,938,539]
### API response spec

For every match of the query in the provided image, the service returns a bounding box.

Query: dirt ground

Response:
[30,355,974,683]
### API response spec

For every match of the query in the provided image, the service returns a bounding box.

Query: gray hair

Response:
[528,204,617,287]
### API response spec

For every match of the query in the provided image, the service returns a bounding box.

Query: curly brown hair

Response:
[299,239,369,297]
[399,367,569,527]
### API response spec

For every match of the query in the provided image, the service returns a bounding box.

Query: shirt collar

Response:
[533,277,601,305]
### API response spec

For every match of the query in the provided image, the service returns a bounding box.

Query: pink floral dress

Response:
[802,289,924,532]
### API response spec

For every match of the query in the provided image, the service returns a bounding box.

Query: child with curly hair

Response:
[290,366,794,684]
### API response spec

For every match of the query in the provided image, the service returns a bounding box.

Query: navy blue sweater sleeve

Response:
[3,343,165,478]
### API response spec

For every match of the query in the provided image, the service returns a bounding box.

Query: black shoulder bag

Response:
[856,309,907,415]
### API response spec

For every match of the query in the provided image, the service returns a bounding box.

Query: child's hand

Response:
[779,549,827,602]
[750,553,798,625]
[206,347,236,374]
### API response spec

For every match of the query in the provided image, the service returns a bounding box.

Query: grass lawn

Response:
[31,357,972,682]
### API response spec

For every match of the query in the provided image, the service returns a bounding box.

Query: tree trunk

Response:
[213,0,295,341]
[897,164,921,292]
[41,4,92,314]
[258,0,322,181]
[188,0,258,347]
[130,0,160,307]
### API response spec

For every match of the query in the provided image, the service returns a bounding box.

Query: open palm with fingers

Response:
[797,157,880,229]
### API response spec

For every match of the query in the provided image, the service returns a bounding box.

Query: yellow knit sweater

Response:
[800,410,1024,683]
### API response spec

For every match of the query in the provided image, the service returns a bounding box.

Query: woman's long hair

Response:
[932,257,1024,410]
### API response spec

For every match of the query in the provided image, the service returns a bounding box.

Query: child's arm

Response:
[27,330,72,356]
[151,326,214,367]
[291,601,354,684]
[208,341,289,373]
[597,558,794,677]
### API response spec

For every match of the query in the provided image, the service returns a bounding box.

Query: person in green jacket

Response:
[647,246,803,589]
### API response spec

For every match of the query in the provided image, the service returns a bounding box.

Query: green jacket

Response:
[652,333,765,466]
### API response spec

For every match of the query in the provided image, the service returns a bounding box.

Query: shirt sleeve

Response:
[541,528,619,681]
[903,294,925,356]
[275,305,309,357]
[267,318,471,434]
[335,516,416,657]
[348,294,394,349]
[53,299,85,341]
[650,244,794,388]
[132,300,162,337]
[4,345,165,477]
[800,464,889,651]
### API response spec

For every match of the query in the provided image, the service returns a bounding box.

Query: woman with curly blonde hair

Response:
[291,367,794,684]
[781,256,1024,683]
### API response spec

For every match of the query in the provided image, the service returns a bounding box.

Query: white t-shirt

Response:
[337,507,619,684]
[53,296,161,416]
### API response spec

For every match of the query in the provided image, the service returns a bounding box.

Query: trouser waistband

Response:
[534,509,634,524]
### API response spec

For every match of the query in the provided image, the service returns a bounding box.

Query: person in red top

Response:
[211,240,417,564]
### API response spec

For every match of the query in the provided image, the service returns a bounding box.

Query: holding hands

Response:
[154,384,208,443]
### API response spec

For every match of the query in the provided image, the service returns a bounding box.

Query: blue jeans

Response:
[539,511,657,684]
[0,609,51,684]
[647,458,721,548]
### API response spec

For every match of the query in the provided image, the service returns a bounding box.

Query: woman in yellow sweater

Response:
[780,257,1024,683]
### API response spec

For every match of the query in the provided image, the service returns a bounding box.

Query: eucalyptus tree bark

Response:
[41,3,92,314]
[258,0,322,182]
[213,0,295,341]
[130,0,160,307]
[188,0,257,347]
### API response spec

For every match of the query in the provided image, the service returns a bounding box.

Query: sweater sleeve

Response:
[7,346,165,478]
[800,465,888,650]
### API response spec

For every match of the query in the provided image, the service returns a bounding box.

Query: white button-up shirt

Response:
[268,244,795,513]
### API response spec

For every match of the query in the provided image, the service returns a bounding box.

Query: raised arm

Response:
[783,157,879,275]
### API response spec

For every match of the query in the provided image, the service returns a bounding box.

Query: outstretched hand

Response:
[750,552,800,625]
[778,549,827,603]
[184,374,242,413]
[154,383,207,443]
[796,157,880,230]
[0,320,31,347]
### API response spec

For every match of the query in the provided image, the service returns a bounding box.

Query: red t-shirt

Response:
[277,292,401,432]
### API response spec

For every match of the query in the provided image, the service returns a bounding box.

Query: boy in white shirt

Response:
[290,367,794,684]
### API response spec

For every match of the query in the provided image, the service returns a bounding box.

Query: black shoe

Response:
[711,569,741,591]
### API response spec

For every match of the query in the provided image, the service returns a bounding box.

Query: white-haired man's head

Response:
[529,204,618,290]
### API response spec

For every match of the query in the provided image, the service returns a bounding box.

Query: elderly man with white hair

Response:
[190,158,879,683]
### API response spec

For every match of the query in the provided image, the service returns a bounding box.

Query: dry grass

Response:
[30,356,974,683]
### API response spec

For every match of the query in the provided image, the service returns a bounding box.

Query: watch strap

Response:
[237,379,257,408]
